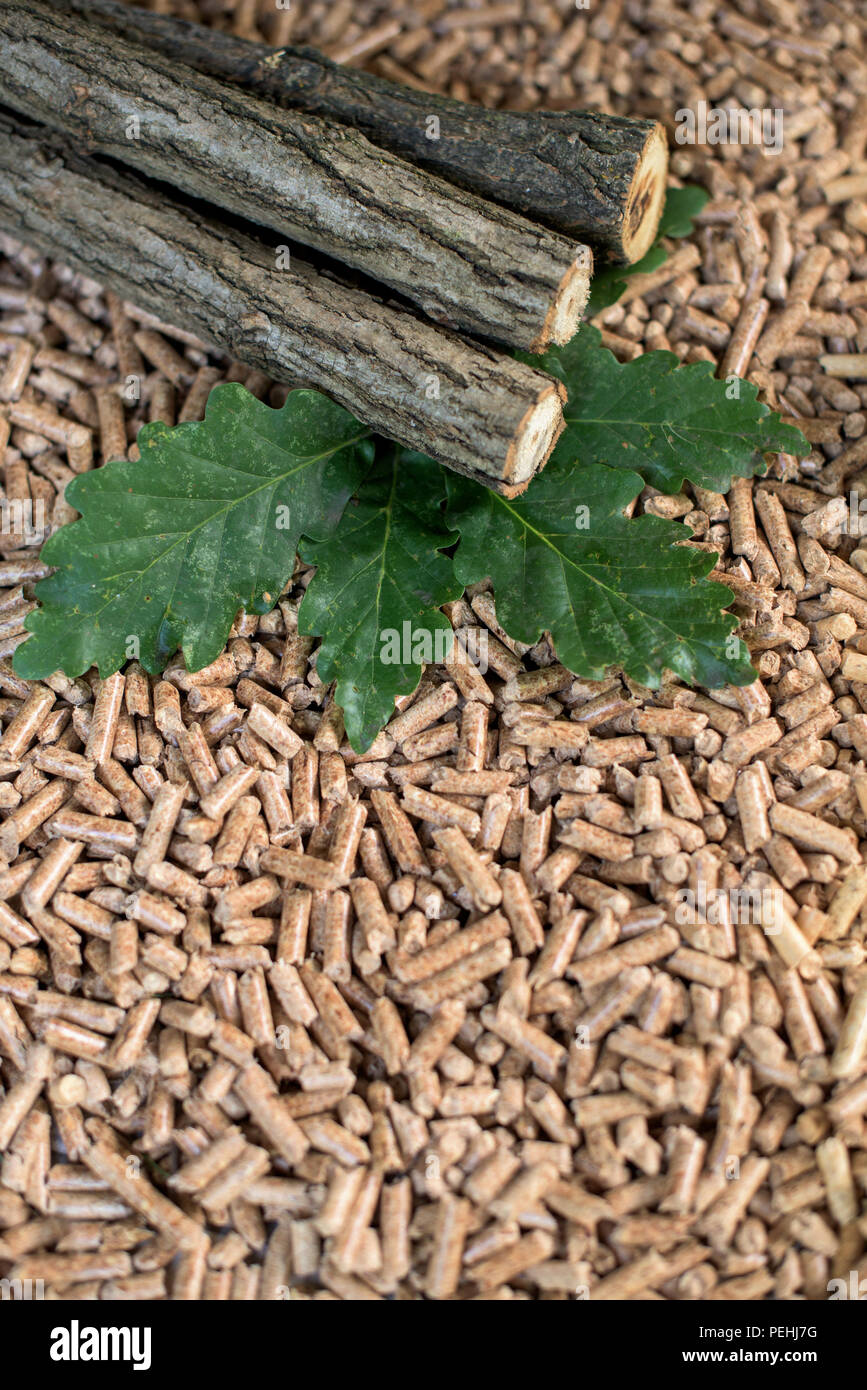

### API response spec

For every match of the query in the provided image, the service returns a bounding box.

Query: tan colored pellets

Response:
[432,827,502,909]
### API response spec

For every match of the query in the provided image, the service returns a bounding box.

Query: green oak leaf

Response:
[14,384,373,680]
[299,448,461,751]
[657,186,710,239]
[527,324,809,494]
[446,458,755,690]
[586,185,710,316]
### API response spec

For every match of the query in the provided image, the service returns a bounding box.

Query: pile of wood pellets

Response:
[1,0,867,1301]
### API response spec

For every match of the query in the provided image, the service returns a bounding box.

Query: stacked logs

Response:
[0,0,668,493]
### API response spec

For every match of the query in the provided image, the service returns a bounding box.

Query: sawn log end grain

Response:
[622,121,669,264]
[504,380,567,493]
[530,251,592,354]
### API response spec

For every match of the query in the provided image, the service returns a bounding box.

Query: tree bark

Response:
[0,1,592,353]
[67,0,668,264]
[0,114,566,495]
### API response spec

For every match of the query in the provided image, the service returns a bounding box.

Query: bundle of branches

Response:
[0,0,670,491]
[0,0,808,747]
[63,0,669,264]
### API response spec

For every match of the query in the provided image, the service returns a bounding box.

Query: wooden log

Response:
[0,114,566,495]
[68,0,668,264]
[0,1,592,353]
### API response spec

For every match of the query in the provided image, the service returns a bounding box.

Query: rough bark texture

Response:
[68,0,668,263]
[0,114,566,493]
[0,1,591,352]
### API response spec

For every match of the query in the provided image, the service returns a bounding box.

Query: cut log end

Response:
[503,382,567,493]
[531,246,593,353]
[621,122,669,264]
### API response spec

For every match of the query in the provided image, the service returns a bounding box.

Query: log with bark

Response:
[66,0,668,264]
[0,1,593,354]
[0,113,567,495]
